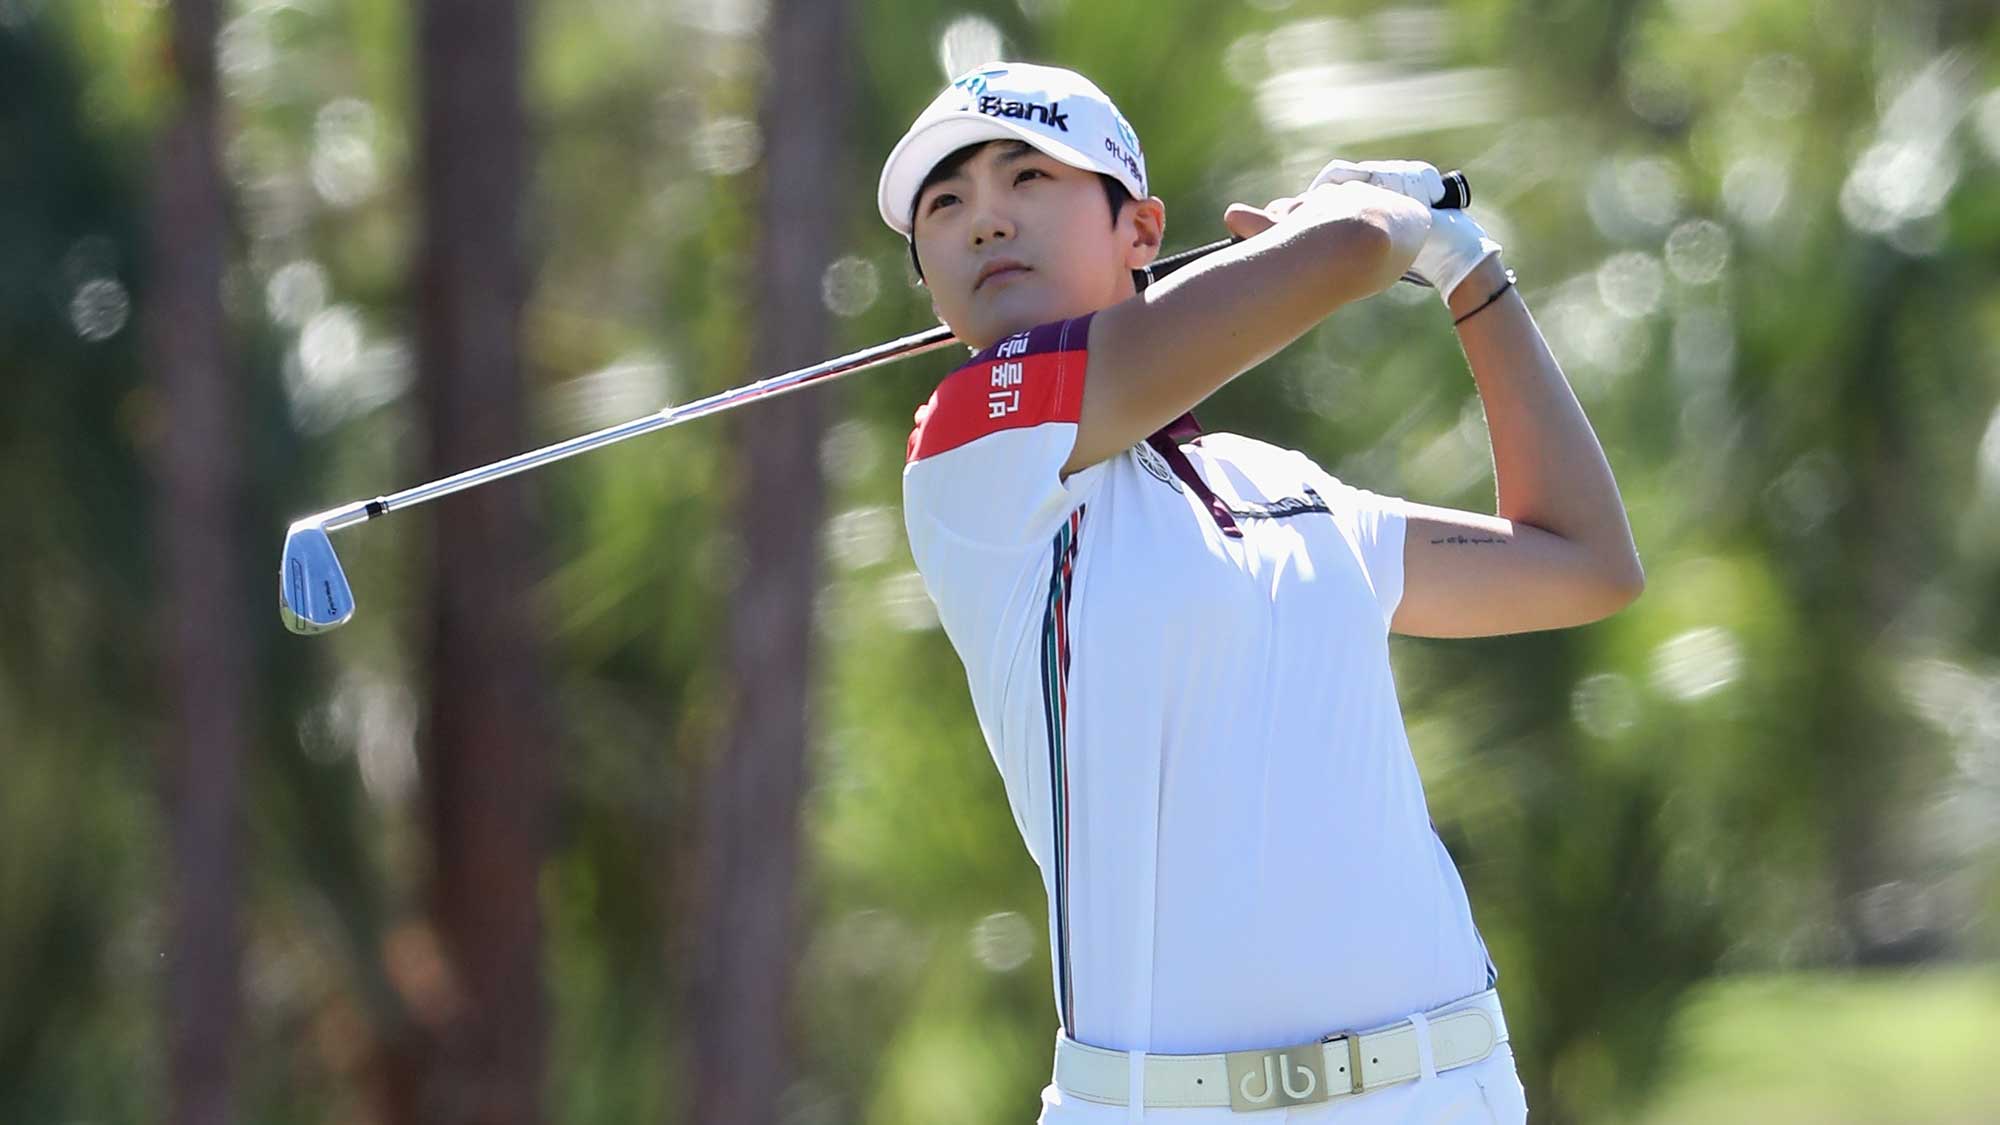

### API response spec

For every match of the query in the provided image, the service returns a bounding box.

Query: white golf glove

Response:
[1309,159,1501,303]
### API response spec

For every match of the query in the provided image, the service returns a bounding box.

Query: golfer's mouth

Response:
[974,258,1031,291]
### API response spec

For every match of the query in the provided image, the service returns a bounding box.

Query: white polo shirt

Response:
[902,314,1494,1056]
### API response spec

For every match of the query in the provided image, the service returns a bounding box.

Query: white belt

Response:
[1053,989,1508,1112]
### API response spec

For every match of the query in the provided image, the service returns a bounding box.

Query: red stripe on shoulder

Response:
[906,315,1093,463]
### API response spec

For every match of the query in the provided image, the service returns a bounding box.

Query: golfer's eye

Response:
[1014,168,1047,185]
[925,191,960,214]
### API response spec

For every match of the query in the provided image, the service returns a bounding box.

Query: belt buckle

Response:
[1322,1030,1365,1095]
[1222,1039,1332,1112]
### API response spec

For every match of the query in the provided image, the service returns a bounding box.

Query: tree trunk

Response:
[404,1,551,1122]
[146,1,246,1122]
[684,0,852,1120]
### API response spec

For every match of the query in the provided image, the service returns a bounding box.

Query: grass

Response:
[1631,965,2000,1125]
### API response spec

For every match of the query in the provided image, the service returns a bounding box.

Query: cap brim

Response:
[876,113,1123,236]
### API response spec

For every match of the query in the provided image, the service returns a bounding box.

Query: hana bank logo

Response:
[951,65,1010,100]
[1112,112,1141,159]
[1100,111,1143,184]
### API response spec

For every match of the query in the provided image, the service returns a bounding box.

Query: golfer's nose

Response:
[968,201,1013,247]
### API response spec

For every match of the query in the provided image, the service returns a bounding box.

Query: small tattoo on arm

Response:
[1430,534,1508,545]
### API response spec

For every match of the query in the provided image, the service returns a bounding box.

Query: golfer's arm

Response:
[1064,188,1427,475]
[1392,255,1644,638]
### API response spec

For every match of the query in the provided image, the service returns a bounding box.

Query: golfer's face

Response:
[913,141,1130,350]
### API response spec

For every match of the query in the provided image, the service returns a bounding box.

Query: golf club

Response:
[280,171,1471,634]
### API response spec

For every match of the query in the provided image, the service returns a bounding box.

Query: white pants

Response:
[1036,1042,1528,1124]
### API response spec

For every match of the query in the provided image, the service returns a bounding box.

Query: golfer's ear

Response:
[1124,196,1166,269]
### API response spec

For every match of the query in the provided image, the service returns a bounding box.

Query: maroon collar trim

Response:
[1154,410,1204,444]
[1143,412,1241,539]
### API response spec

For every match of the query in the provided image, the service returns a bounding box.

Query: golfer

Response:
[883,63,1641,1123]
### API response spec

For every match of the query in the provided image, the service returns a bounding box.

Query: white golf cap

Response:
[877,62,1148,236]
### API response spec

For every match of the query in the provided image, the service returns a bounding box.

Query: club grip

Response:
[1145,169,1471,284]
[1437,169,1470,210]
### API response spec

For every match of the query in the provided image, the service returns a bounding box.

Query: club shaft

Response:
[316,324,962,532]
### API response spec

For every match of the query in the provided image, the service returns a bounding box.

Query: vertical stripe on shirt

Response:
[1041,504,1085,1036]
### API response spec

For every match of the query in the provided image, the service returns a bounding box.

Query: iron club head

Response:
[279,519,355,634]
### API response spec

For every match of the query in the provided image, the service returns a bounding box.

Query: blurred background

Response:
[4,0,1998,1122]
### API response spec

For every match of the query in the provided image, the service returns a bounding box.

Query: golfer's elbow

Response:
[1614,551,1646,606]
[1588,548,1646,619]
[1300,216,1400,305]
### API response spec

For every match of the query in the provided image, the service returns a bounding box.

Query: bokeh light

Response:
[1720,152,1791,228]
[1978,407,2000,499]
[969,911,1034,972]
[824,505,896,572]
[1651,626,1743,702]
[936,15,1004,79]
[1741,54,1812,120]
[819,418,884,490]
[1572,672,1641,740]
[265,260,327,328]
[550,354,673,431]
[67,277,128,342]
[282,306,411,433]
[876,571,939,632]
[1596,251,1665,320]
[309,99,381,208]
[820,255,881,319]
[1663,220,1730,286]
[690,116,761,176]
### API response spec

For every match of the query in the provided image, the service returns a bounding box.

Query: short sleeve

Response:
[1299,460,1410,626]
[902,314,1102,549]
[901,315,1109,714]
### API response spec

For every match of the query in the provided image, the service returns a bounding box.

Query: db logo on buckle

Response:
[1223,1043,1330,1111]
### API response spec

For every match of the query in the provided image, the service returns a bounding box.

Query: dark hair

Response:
[906,141,1133,283]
